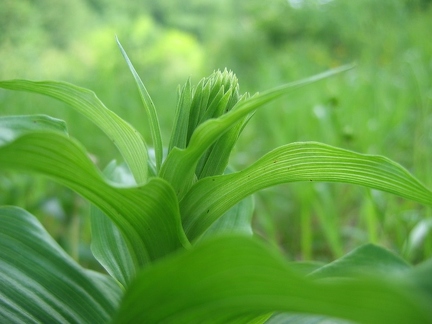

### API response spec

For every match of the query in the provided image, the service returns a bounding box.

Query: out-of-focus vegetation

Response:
[1,0,432,268]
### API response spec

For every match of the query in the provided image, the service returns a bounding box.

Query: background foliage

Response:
[1,0,432,268]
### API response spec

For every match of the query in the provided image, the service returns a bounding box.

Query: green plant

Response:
[1,40,432,323]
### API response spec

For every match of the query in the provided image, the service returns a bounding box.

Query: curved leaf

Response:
[160,64,355,197]
[200,194,254,241]
[180,142,432,240]
[0,79,148,184]
[91,162,138,287]
[113,236,432,324]
[91,206,136,289]
[309,243,411,279]
[0,132,189,266]
[0,206,122,323]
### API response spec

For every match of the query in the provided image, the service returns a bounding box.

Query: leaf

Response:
[286,262,326,276]
[160,64,355,197]
[168,80,193,151]
[0,131,189,267]
[266,313,352,324]
[113,236,432,324]
[0,206,122,323]
[180,142,432,241]
[200,194,254,240]
[116,37,163,172]
[195,108,248,179]
[0,79,148,184]
[308,243,411,279]
[404,258,432,300]
[187,77,212,142]
[91,161,138,288]
[91,206,136,289]
[0,114,67,145]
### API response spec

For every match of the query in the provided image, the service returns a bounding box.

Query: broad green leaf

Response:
[286,262,326,276]
[309,243,411,279]
[160,64,355,197]
[116,37,163,172]
[0,80,148,184]
[180,142,432,240]
[113,236,432,324]
[0,131,189,266]
[91,161,138,288]
[200,194,254,240]
[0,114,67,145]
[0,206,122,323]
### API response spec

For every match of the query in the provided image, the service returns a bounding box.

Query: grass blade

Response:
[116,37,163,171]
[180,142,432,240]
[0,80,148,184]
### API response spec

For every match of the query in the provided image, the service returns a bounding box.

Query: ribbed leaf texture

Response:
[0,206,122,323]
[0,131,189,266]
[0,80,149,184]
[180,142,432,240]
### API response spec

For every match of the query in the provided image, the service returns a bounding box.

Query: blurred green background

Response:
[1,0,432,269]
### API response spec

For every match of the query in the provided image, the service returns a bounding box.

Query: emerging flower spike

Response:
[169,69,250,179]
